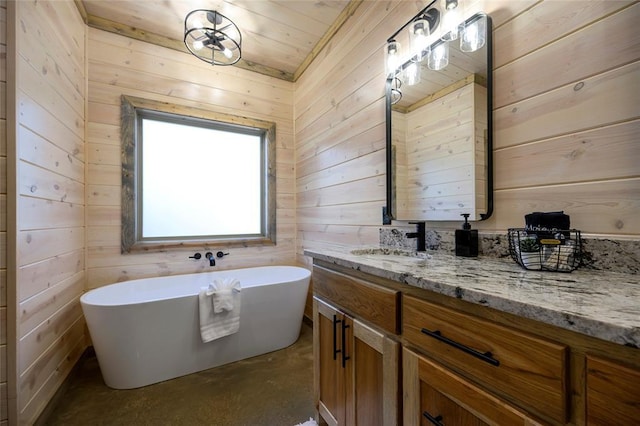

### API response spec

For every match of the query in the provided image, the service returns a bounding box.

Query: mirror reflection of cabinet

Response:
[385,11,493,223]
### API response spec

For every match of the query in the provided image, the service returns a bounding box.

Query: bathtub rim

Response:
[80,265,311,307]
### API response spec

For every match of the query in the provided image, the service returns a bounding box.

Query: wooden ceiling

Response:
[77,0,360,81]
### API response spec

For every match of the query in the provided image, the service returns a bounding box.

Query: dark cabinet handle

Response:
[422,411,444,426]
[333,315,342,361]
[341,321,350,368]
[421,328,500,367]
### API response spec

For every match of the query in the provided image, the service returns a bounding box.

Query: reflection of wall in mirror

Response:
[394,78,487,220]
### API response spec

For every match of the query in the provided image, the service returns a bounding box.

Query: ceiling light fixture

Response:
[184,10,242,66]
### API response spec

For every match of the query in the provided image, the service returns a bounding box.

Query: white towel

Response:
[211,278,241,313]
[198,278,241,343]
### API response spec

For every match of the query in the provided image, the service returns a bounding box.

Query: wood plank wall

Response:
[0,0,637,422]
[86,29,296,290]
[10,1,86,423]
[295,0,640,269]
[0,0,7,423]
[397,82,487,221]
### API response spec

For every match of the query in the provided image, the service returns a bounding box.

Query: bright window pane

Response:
[141,118,262,239]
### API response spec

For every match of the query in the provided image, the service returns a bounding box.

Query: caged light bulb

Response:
[222,46,233,59]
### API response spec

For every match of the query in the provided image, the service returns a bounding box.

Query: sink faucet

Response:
[406,221,426,252]
[205,252,216,267]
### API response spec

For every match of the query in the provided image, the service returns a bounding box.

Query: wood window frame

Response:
[120,95,276,253]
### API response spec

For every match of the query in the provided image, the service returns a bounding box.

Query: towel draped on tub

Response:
[198,278,241,343]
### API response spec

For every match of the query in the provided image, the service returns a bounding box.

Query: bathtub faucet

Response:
[205,252,216,267]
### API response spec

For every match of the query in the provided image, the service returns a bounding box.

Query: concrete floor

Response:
[41,322,315,426]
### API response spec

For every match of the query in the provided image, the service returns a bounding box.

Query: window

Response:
[121,96,276,252]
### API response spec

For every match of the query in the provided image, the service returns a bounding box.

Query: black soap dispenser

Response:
[455,213,478,257]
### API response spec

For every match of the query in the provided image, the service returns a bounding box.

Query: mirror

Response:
[384,11,493,223]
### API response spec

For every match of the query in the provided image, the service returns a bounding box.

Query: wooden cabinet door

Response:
[315,297,347,426]
[586,356,640,425]
[350,318,399,426]
[403,347,542,426]
[315,296,399,426]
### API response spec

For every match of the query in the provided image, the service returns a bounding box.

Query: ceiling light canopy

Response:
[184,10,242,66]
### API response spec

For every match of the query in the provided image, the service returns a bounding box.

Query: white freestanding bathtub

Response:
[80,266,311,389]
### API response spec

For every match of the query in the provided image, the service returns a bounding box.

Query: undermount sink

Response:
[349,248,432,259]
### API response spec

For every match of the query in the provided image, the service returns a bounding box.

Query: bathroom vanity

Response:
[305,247,640,426]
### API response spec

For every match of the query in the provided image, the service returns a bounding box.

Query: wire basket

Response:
[508,228,582,272]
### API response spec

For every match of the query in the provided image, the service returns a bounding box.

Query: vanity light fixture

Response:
[409,18,429,61]
[184,10,242,66]
[385,6,439,77]
[428,40,449,71]
[385,39,402,77]
[460,13,487,52]
[405,61,421,86]
[390,77,403,105]
[440,0,461,41]
[385,0,487,80]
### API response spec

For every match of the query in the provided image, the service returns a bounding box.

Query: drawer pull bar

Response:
[422,411,444,426]
[333,315,342,360]
[421,328,500,366]
[341,321,351,368]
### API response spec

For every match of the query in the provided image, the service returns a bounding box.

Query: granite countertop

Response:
[304,246,640,348]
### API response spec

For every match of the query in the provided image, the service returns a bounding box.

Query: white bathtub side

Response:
[81,266,310,389]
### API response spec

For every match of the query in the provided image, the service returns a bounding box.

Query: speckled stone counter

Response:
[304,246,640,348]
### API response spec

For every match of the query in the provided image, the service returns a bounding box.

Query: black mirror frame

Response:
[384,13,494,225]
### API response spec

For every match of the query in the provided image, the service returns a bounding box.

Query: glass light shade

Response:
[441,0,461,41]
[385,40,401,77]
[405,61,421,86]
[460,15,486,52]
[409,18,430,62]
[428,42,449,71]
[390,77,402,105]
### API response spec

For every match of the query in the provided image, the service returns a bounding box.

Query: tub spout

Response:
[205,252,216,267]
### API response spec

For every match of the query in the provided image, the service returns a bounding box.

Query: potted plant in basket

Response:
[519,237,540,269]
